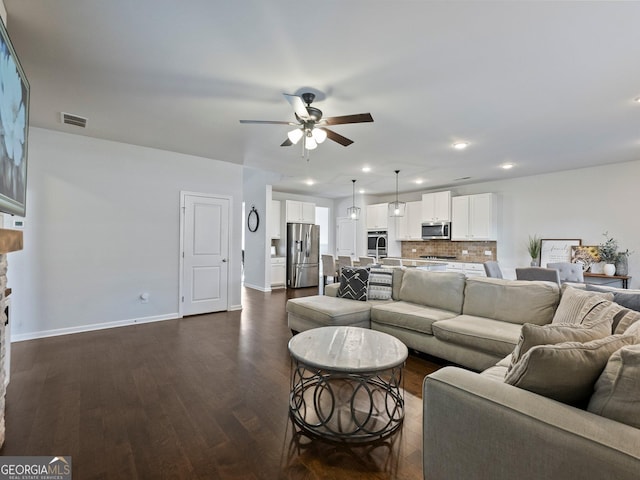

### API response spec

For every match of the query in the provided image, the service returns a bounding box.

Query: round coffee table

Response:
[288,326,408,442]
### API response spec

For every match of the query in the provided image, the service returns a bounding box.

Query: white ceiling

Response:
[4,0,640,199]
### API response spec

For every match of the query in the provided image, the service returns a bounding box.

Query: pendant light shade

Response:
[312,128,327,144]
[347,179,360,220]
[388,169,406,217]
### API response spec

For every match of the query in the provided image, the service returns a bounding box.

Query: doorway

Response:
[180,192,230,315]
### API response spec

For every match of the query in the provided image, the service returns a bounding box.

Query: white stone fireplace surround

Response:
[0,228,23,447]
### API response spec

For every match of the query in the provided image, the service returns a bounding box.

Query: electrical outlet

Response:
[484,250,492,256]
[462,250,468,255]
[411,248,417,253]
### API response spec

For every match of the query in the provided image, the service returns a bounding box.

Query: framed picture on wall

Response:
[540,239,582,267]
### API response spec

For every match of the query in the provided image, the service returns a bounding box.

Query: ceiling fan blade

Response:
[281,138,293,147]
[323,128,354,147]
[239,120,294,125]
[321,113,374,125]
[283,93,309,119]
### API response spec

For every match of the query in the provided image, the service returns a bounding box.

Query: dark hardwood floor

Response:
[1,286,444,479]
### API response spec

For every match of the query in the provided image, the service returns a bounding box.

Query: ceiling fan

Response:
[239,92,373,151]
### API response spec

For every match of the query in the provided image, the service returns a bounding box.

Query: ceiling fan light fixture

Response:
[287,128,303,144]
[388,170,406,217]
[304,134,318,150]
[347,179,360,221]
[312,128,327,144]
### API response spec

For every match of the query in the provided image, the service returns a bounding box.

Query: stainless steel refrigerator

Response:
[286,223,320,288]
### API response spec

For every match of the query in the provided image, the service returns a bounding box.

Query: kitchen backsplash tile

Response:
[401,240,496,263]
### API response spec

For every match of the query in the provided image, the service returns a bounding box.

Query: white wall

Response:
[10,128,244,340]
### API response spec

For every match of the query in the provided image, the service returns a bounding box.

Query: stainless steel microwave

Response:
[421,222,450,240]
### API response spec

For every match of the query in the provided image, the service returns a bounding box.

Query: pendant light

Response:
[347,179,360,220]
[388,170,406,217]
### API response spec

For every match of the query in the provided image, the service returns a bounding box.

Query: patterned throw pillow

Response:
[337,267,370,301]
[367,267,394,301]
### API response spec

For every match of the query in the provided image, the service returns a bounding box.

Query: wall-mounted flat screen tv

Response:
[0,18,29,217]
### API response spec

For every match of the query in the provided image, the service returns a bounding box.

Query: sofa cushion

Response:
[432,316,523,356]
[398,269,466,314]
[371,301,458,335]
[367,266,394,301]
[286,295,372,325]
[509,321,613,369]
[586,284,640,312]
[462,277,559,325]
[588,344,640,428]
[614,309,640,334]
[504,334,637,406]
[337,266,369,301]
[552,285,614,324]
[480,354,512,382]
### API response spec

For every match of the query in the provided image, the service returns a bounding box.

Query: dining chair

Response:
[358,256,376,266]
[337,255,354,278]
[381,258,402,266]
[483,261,503,279]
[515,267,561,285]
[321,254,339,285]
[546,262,584,283]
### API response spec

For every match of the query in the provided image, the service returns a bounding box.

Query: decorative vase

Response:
[530,259,538,267]
[615,255,629,276]
[603,263,616,276]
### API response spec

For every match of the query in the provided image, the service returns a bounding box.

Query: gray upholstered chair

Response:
[321,254,339,285]
[483,261,503,279]
[337,255,353,270]
[547,262,584,283]
[515,267,561,285]
[358,256,376,266]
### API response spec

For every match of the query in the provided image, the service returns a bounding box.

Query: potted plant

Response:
[598,232,618,276]
[527,235,541,266]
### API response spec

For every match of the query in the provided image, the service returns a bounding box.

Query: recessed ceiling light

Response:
[362,166,371,172]
[358,189,365,194]
[501,163,514,170]
[305,179,314,186]
[452,141,469,150]
[415,179,424,184]
[635,97,640,103]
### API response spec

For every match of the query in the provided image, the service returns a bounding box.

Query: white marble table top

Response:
[288,326,408,373]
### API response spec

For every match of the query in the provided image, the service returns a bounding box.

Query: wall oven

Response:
[421,222,451,240]
[367,230,387,259]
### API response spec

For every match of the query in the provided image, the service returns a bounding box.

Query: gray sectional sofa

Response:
[287,267,560,371]
[285,268,640,479]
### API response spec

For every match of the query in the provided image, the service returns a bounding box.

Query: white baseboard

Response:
[228,304,242,311]
[243,282,271,292]
[11,313,182,342]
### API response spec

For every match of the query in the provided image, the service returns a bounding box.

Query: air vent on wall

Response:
[60,112,87,128]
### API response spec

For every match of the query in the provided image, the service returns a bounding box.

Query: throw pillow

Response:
[552,286,614,325]
[509,321,613,370]
[367,267,394,301]
[586,284,640,312]
[337,266,369,301]
[614,309,640,335]
[504,334,637,406]
[588,344,640,428]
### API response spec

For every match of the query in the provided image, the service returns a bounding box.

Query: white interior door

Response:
[336,217,356,257]
[181,193,229,315]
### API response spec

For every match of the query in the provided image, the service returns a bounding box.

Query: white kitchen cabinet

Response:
[271,257,286,287]
[396,201,422,240]
[446,261,486,277]
[366,203,388,230]
[451,193,497,241]
[286,200,315,224]
[270,200,281,239]
[422,191,451,222]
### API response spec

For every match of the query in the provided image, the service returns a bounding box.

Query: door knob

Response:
[222,258,227,263]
